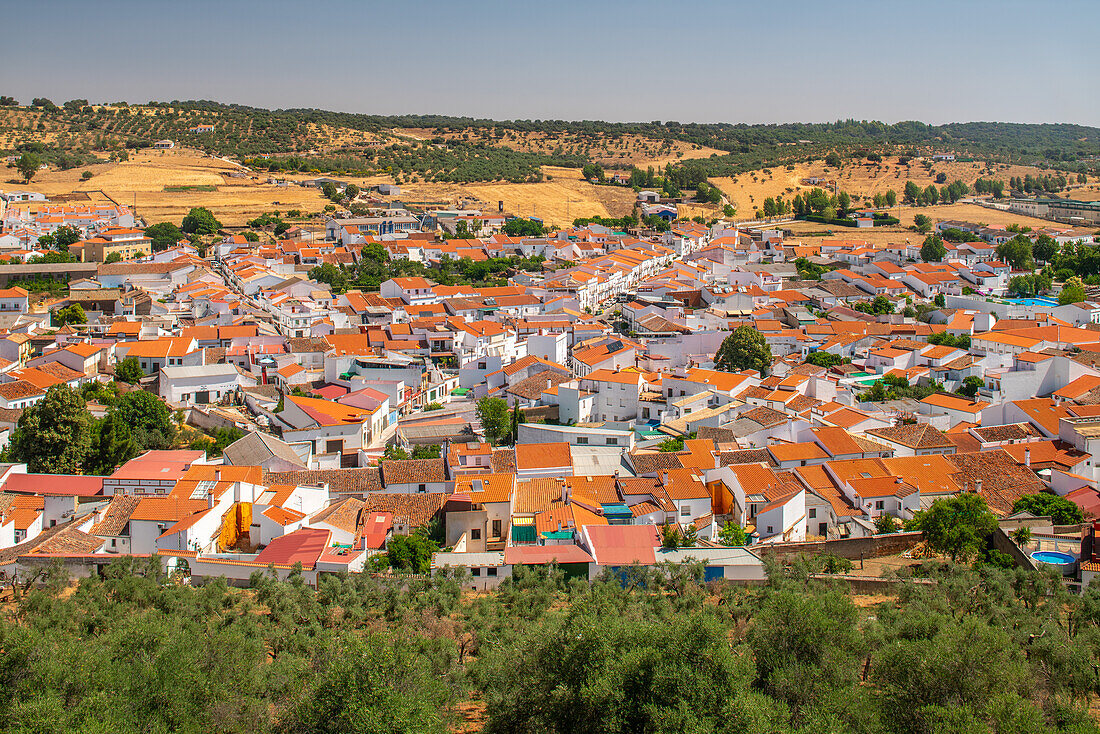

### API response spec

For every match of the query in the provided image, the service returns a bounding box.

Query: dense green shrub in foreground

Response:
[1,556,1098,733]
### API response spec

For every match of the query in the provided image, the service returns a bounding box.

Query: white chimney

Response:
[975,479,983,494]
[1024,448,1031,467]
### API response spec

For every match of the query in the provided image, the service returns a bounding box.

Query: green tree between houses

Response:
[51,225,81,251]
[7,385,93,473]
[1032,233,1057,262]
[476,396,510,445]
[805,351,844,368]
[114,356,143,383]
[996,234,1034,271]
[181,206,222,235]
[874,514,899,534]
[52,303,87,327]
[715,324,772,376]
[502,218,545,237]
[959,376,985,399]
[386,532,438,574]
[906,493,997,562]
[920,234,946,263]
[1011,493,1085,525]
[116,389,176,449]
[718,522,747,546]
[145,221,184,252]
[85,410,138,475]
[1058,276,1086,306]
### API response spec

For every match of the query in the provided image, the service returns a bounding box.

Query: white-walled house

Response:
[380,277,438,304]
[159,364,254,406]
[278,396,368,456]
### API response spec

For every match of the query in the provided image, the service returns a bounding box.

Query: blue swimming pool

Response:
[1031,551,1076,565]
[1003,297,1059,307]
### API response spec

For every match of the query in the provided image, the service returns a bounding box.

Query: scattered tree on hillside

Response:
[582,163,605,182]
[15,152,41,183]
[903,180,921,205]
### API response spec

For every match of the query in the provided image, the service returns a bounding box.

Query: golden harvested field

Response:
[1063,182,1100,201]
[12,154,633,228]
[267,164,637,225]
[709,158,1056,218]
[395,127,724,168]
[394,166,637,226]
[783,202,1060,250]
[14,149,331,226]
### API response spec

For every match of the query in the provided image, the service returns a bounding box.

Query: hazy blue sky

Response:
[5,0,1099,126]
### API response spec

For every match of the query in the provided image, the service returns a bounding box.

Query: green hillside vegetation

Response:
[2,101,1098,184]
[246,142,588,182]
[2,556,1099,733]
